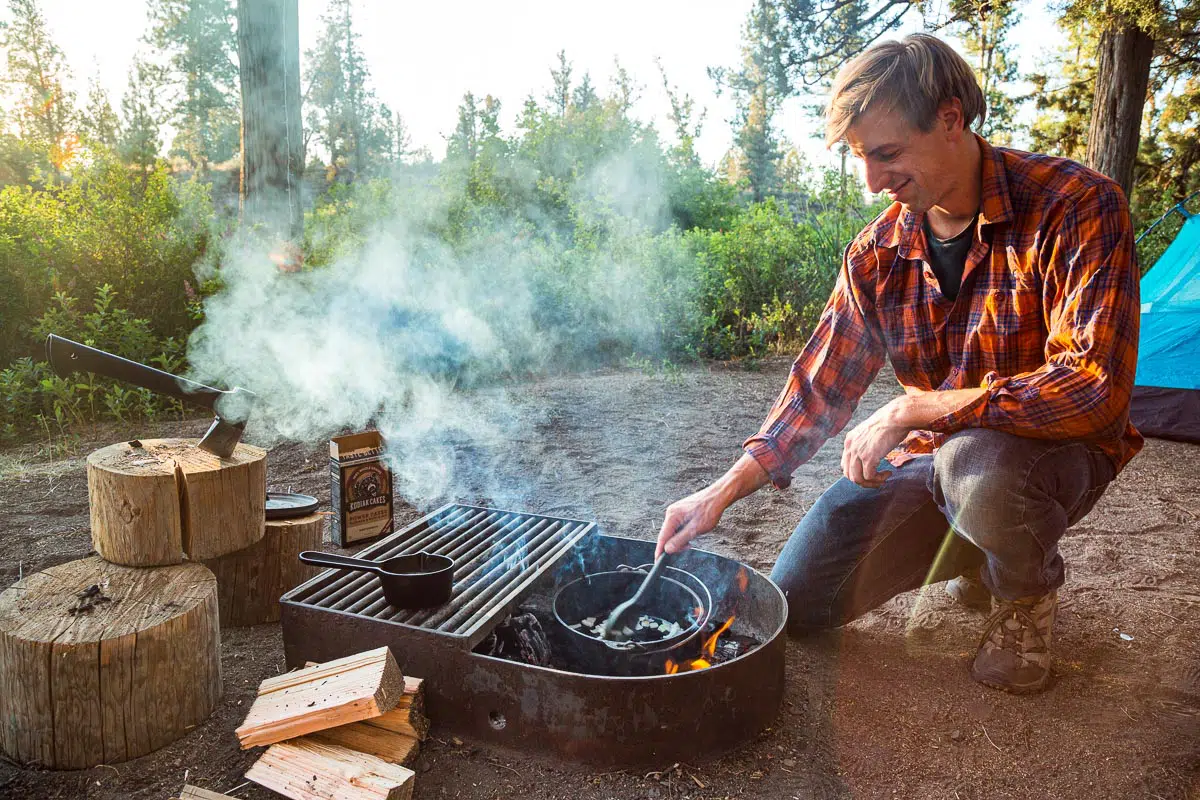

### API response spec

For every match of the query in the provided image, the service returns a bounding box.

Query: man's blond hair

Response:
[825,33,986,147]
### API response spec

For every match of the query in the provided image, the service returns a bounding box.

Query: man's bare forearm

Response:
[708,453,772,507]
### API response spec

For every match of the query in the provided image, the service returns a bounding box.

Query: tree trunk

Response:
[237,0,304,241]
[1085,17,1155,198]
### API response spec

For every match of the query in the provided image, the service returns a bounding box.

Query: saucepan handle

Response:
[298,550,382,573]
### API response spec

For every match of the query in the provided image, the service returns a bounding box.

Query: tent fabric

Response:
[1130,211,1200,443]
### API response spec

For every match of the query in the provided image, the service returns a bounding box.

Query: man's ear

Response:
[937,98,965,138]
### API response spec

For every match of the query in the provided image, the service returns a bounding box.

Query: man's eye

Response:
[877,151,898,162]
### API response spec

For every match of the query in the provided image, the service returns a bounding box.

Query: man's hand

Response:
[840,397,911,488]
[655,453,770,558]
[656,487,727,558]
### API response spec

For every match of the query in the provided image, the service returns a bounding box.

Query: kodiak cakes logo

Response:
[347,464,389,511]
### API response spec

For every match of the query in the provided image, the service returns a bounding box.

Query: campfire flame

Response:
[664,615,735,674]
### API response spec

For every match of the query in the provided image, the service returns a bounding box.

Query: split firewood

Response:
[306,663,428,741]
[245,738,415,800]
[306,721,419,766]
[179,786,235,800]
[236,647,404,749]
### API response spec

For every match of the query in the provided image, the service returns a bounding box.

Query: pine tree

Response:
[547,50,572,116]
[657,58,705,166]
[80,73,121,151]
[119,58,167,185]
[0,0,75,176]
[951,0,1021,145]
[447,92,479,161]
[145,0,240,171]
[303,0,383,181]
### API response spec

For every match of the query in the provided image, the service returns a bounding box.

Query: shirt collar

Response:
[870,134,1013,257]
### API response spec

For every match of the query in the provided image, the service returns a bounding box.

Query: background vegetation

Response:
[0,0,1196,444]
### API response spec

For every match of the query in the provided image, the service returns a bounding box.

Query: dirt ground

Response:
[1,356,1197,800]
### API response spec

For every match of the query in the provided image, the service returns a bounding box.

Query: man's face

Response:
[844,103,961,214]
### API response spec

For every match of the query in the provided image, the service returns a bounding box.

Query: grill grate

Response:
[287,504,594,648]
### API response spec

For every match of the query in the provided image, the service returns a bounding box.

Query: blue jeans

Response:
[769,429,1116,632]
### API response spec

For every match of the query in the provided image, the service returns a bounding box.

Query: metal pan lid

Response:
[266,492,320,519]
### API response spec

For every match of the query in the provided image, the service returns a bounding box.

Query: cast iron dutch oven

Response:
[553,563,712,672]
[298,550,454,609]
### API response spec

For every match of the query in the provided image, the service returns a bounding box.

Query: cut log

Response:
[306,723,419,766]
[237,647,404,749]
[88,438,267,566]
[203,513,323,627]
[246,738,415,800]
[180,786,235,800]
[0,557,221,769]
[306,664,427,740]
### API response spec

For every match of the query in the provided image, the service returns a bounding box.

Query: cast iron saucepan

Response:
[298,550,454,609]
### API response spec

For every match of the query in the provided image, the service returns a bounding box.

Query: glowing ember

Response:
[736,567,749,594]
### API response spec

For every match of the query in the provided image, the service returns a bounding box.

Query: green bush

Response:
[688,199,866,358]
[0,151,215,366]
[0,285,185,444]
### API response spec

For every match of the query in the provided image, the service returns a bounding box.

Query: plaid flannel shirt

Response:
[744,137,1143,489]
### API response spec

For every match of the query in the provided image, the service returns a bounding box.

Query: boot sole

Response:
[971,667,1053,695]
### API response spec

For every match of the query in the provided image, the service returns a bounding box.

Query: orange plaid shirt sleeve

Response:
[744,138,1143,489]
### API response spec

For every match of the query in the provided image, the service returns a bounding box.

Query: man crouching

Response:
[656,33,1141,694]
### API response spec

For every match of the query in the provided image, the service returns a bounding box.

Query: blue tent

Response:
[1131,201,1200,443]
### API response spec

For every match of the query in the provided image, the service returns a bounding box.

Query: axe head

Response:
[198,387,257,458]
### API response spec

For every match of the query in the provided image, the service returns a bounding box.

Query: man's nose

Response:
[863,160,886,194]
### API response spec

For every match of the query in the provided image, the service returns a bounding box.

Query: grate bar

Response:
[386,517,558,625]
[346,511,540,616]
[297,505,480,605]
[287,504,594,649]
[334,509,520,613]
[443,520,592,634]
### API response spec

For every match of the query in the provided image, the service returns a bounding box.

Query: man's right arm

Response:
[655,245,887,557]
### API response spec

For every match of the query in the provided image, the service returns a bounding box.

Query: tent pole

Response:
[1136,189,1200,244]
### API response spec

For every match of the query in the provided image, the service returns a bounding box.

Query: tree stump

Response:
[88,438,267,566]
[0,556,222,769]
[203,513,323,627]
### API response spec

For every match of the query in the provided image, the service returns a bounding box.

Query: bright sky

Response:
[33,0,1061,174]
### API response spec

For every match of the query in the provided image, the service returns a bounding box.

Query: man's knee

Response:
[930,429,1038,546]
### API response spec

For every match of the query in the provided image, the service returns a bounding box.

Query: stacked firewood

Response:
[220,646,427,800]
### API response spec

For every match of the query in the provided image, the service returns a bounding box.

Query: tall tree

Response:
[119,57,168,185]
[303,0,383,181]
[715,0,790,201]
[657,57,706,166]
[1027,18,1097,162]
[237,0,303,241]
[952,0,1022,144]
[80,73,121,151]
[145,0,240,171]
[446,92,479,161]
[547,50,572,116]
[0,0,74,176]
[775,0,920,89]
[1085,6,1156,197]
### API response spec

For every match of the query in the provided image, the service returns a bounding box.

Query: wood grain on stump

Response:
[88,438,266,566]
[203,513,323,627]
[0,556,222,770]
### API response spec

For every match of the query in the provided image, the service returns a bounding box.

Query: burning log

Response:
[236,647,405,749]
[88,438,267,566]
[0,557,221,769]
[203,512,323,627]
[245,738,415,800]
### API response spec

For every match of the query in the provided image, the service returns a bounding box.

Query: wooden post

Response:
[88,439,266,566]
[203,512,323,627]
[0,557,222,769]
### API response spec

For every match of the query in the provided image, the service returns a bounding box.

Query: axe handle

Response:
[45,334,223,412]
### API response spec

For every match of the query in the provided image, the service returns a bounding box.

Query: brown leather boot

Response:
[971,592,1057,694]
